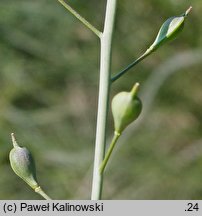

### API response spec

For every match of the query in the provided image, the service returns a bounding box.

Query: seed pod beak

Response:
[184,6,192,17]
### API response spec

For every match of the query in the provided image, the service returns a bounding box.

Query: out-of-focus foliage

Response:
[0,0,202,199]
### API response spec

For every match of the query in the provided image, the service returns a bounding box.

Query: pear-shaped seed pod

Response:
[112,83,142,134]
[9,133,39,190]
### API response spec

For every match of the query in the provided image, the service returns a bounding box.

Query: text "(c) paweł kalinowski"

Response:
[20,202,104,212]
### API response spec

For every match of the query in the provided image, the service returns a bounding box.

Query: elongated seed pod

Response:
[112,83,142,134]
[149,6,192,51]
[9,133,39,190]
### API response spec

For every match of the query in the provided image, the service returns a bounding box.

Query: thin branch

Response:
[58,0,102,38]
[111,48,153,82]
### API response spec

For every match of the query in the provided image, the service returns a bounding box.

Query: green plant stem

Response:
[91,0,117,200]
[99,132,120,174]
[111,47,153,82]
[35,186,52,200]
[58,0,102,38]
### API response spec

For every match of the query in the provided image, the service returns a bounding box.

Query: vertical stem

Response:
[91,0,117,200]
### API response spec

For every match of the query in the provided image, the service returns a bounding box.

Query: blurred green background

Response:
[0,0,202,199]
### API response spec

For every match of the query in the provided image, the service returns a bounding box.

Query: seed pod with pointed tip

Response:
[112,83,142,134]
[149,6,192,51]
[9,133,39,190]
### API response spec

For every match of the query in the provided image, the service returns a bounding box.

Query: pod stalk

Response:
[99,131,121,174]
[35,186,52,200]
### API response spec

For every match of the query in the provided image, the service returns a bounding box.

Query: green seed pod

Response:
[149,6,192,51]
[9,133,39,190]
[112,83,142,134]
